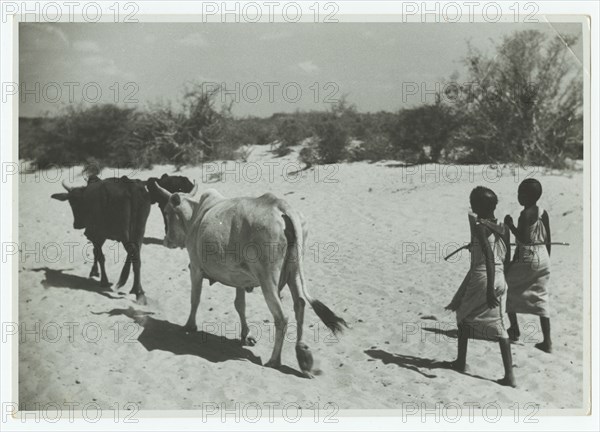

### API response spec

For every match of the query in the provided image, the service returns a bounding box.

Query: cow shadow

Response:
[365,349,493,383]
[97,307,267,366]
[143,237,164,246]
[31,267,121,300]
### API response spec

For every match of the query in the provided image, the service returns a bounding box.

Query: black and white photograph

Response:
[1,1,598,429]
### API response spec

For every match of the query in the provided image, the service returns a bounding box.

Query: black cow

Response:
[146,174,194,234]
[51,176,151,305]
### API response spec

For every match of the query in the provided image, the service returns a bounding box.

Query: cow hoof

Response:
[242,335,257,346]
[265,360,281,369]
[135,294,148,305]
[183,324,197,333]
[89,270,99,278]
[296,343,314,371]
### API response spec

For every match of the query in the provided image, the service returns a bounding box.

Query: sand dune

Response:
[18,145,585,411]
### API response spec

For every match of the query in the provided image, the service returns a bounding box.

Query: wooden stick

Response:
[443,242,570,261]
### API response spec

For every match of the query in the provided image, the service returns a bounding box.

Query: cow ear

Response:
[170,194,181,207]
[51,193,69,201]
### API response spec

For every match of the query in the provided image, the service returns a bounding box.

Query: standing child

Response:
[446,186,515,387]
[504,179,552,353]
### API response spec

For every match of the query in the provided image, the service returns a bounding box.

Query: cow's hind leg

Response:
[288,275,314,378]
[234,288,256,346]
[115,252,131,292]
[92,240,110,287]
[125,242,146,305]
[261,277,288,369]
[183,266,203,332]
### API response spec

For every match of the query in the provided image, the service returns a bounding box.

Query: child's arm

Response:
[474,223,499,309]
[542,210,552,256]
[503,225,511,268]
[505,211,531,244]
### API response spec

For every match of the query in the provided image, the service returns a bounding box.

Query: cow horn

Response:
[189,180,198,197]
[62,180,73,192]
[154,180,172,200]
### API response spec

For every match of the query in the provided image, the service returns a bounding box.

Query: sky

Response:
[19,22,583,118]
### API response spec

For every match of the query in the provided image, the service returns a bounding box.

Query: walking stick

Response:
[443,242,570,261]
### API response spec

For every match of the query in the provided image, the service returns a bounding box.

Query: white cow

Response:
[153,182,347,378]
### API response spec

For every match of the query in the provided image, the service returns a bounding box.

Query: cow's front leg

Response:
[184,266,203,332]
[92,240,109,287]
[162,211,169,236]
[89,256,99,278]
[234,288,256,346]
[126,242,146,305]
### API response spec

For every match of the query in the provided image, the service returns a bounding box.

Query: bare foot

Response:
[535,341,552,353]
[496,376,517,388]
[265,359,281,369]
[508,327,520,342]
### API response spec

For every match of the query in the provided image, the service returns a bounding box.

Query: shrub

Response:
[298,141,319,168]
[348,134,393,162]
[314,117,349,164]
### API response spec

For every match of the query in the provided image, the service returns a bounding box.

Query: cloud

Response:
[179,33,208,48]
[42,24,69,44]
[73,40,100,53]
[297,60,320,75]
[82,55,135,80]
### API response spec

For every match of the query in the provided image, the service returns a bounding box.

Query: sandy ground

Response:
[18,145,585,411]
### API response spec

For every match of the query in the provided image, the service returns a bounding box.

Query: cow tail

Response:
[281,212,348,335]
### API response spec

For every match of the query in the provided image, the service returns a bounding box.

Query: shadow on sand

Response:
[32,267,122,300]
[95,307,305,378]
[143,237,164,246]
[365,349,493,383]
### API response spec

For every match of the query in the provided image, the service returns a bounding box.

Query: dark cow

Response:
[51,176,151,305]
[146,174,194,234]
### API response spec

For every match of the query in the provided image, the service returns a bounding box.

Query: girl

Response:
[446,186,515,387]
[504,178,552,353]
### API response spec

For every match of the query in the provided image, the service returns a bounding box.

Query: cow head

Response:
[147,174,194,205]
[51,181,89,229]
[152,179,198,249]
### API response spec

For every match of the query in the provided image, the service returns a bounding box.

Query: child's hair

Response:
[470,186,498,215]
[518,178,542,203]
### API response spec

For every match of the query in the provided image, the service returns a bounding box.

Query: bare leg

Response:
[234,288,256,346]
[288,275,313,378]
[455,323,469,371]
[261,277,288,369]
[535,317,552,353]
[508,313,520,341]
[497,338,517,387]
[443,323,469,372]
[183,266,203,332]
